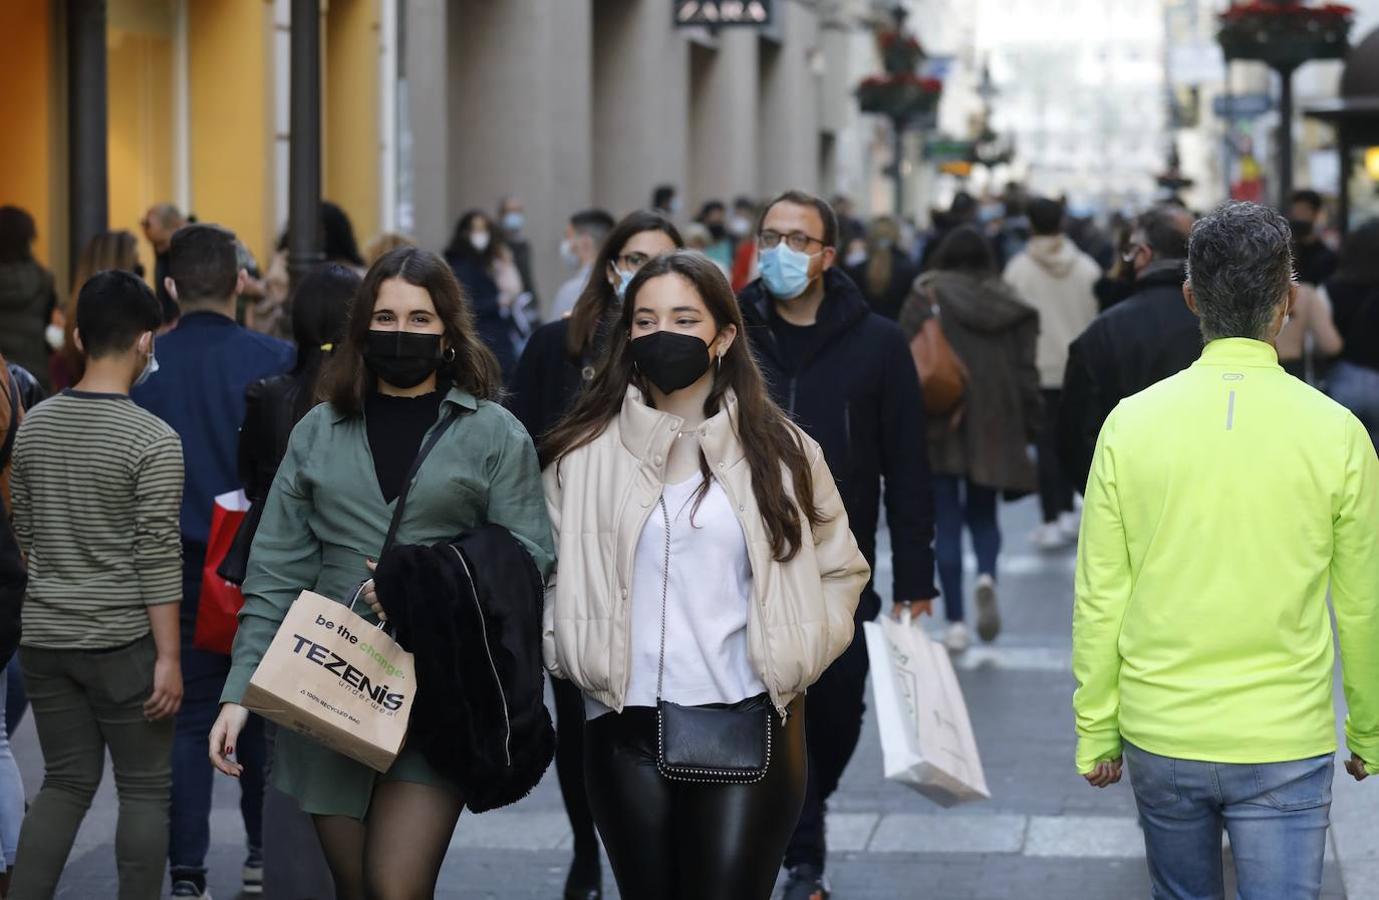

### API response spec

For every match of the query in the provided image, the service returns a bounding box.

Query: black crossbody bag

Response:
[652,496,772,785]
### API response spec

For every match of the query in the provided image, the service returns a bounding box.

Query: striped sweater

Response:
[10,390,184,649]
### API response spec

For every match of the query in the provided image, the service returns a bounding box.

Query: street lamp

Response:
[854,4,943,216]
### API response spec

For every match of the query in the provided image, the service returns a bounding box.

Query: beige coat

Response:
[542,387,870,719]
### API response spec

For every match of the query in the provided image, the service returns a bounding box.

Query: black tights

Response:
[552,676,601,887]
[313,780,464,900]
[585,698,807,900]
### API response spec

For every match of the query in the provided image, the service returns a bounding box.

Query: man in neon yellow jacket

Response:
[1073,202,1379,900]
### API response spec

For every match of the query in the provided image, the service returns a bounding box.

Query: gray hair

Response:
[1186,202,1294,342]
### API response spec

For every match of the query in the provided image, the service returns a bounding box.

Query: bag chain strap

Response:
[655,495,670,703]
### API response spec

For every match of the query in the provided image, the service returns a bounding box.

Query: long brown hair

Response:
[542,251,825,562]
[565,211,684,359]
[317,246,502,416]
[63,230,141,381]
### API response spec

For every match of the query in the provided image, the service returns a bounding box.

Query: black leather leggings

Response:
[584,697,807,900]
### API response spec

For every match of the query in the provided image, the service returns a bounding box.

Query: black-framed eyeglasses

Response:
[758,229,826,253]
[615,251,654,271]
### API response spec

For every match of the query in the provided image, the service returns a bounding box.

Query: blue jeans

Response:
[1124,742,1333,900]
[1328,360,1379,448]
[932,475,1001,623]
[169,544,265,881]
[0,669,23,870]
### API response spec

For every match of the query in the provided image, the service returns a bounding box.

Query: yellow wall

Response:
[0,1,54,266]
[325,0,380,248]
[188,0,274,263]
[107,5,175,287]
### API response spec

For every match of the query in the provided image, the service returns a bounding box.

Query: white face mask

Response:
[470,230,491,252]
[727,215,752,238]
[134,338,159,388]
[845,249,868,267]
[560,238,581,268]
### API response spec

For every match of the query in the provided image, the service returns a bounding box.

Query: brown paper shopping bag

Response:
[242,590,415,772]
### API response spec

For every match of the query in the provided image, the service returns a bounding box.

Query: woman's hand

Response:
[361,559,386,621]
[209,703,251,777]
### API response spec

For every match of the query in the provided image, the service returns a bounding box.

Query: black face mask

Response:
[707,222,727,242]
[1289,219,1314,241]
[630,330,713,395]
[363,330,445,389]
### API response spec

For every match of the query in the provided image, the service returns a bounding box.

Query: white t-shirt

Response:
[585,475,765,718]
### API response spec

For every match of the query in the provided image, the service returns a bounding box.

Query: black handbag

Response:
[652,496,772,785]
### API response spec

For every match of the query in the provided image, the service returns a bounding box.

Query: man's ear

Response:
[1286,281,1299,319]
[72,328,85,355]
[819,246,837,272]
[163,277,178,301]
[1183,281,1200,318]
[235,268,249,296]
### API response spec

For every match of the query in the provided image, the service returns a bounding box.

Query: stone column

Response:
[404,0,451,252]
[447,0,594,308]
[757,3,822,198]
[689,31,759,208]
[593,2,691,219]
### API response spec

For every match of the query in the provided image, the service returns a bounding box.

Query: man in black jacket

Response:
[738,190,937,900]
[1058,204,1200,492]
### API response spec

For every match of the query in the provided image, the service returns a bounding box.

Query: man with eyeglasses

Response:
[737,190,937,900]
[1058,204,1199,493]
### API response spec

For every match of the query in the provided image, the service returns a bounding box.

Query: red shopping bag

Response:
[194,490,251,654]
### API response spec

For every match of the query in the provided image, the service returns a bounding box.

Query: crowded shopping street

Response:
[24,502,1354,900]
[4,1,1379,899]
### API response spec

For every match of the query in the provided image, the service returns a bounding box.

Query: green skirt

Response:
[269,724,460,819]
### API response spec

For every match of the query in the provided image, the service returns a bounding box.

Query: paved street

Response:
[18,498,1368,898]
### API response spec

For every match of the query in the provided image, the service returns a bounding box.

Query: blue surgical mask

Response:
[134,343,159,387]
[614,267,636,300]
[501,211,525,233]
[759,244,816,300]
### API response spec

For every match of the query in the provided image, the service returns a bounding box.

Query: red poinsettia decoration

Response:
[1218,1,1353,69]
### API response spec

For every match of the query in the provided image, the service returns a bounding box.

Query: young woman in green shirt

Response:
[208,247,555,900]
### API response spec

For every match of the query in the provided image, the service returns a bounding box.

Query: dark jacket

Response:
[0,260,55,392]
[0,494,23,669]
[132,311,295,545]
[374,524,554,813]
[738,268,937,609]
[218,372,314,584]
[507,318,587,444]
[846,248,920,321]
[1327,280,1379,371]
[448,256,518,382]
[901,271,1042,493]
[1058,259,1201,492]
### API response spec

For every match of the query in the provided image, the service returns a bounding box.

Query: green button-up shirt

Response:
[222,387,555,817]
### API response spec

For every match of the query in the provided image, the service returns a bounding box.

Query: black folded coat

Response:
[373,524,554,813]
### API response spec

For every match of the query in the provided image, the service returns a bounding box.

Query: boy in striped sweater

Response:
[9,270,184,898]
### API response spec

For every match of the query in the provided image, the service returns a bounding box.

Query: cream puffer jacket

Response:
[542,386,871,720]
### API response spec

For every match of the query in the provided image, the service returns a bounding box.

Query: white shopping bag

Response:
[864,613,990,807]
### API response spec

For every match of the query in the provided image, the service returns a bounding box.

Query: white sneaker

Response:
[1057,510,1081,540]
[943,621,971,653]
[1032,522,1071,551]
[975,575,1001,642]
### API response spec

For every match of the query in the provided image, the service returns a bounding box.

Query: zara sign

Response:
[674,0,772,27]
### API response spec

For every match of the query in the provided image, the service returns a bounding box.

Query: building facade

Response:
[2,0,927,315]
